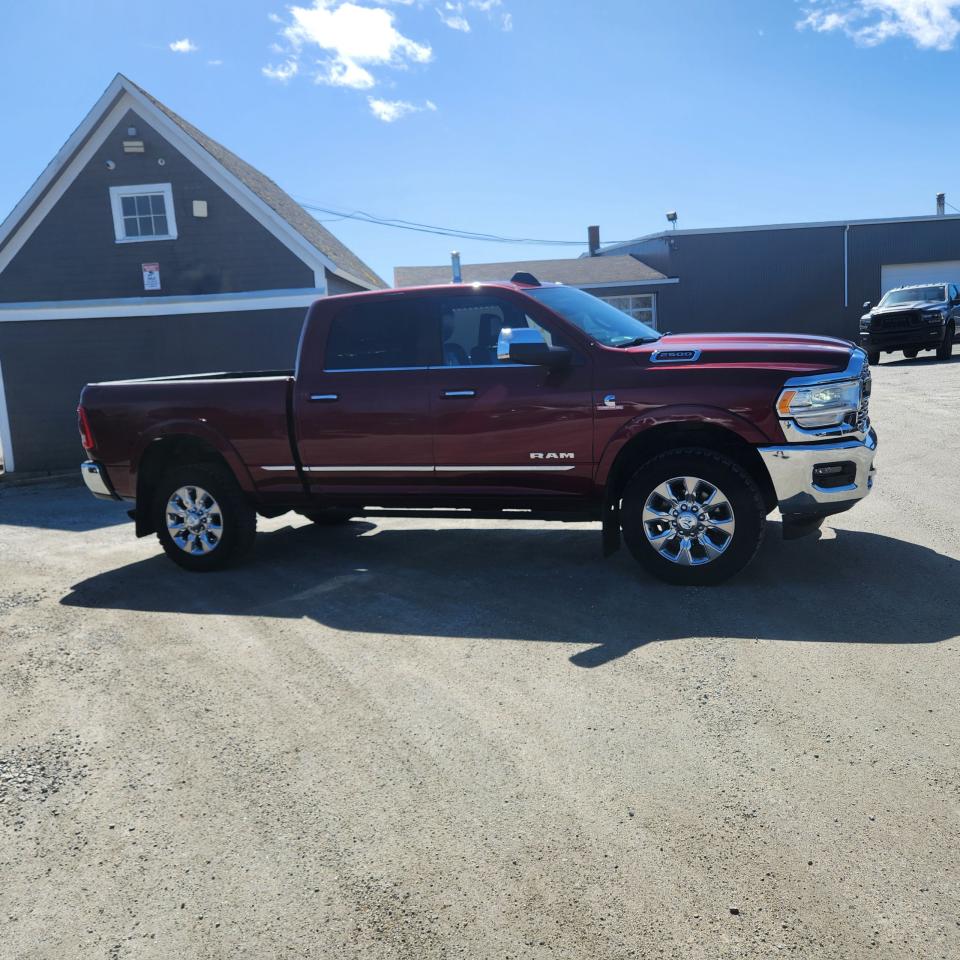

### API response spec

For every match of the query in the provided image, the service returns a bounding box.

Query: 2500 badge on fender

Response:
[78,276,878,585]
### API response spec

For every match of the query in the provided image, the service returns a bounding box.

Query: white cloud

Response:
[207,59,224,66]
[271,0,432,89]
[438,3,471,32]
[368,96,437,121]
[798,1,960,50]
[169,37,199,53]
[262,58,300,81]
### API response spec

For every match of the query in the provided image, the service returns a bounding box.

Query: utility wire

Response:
[296,199,629,247]
[944,199,960,215]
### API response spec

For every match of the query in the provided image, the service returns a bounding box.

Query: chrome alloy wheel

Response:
[165,485,224,555]
[641,476,736,566]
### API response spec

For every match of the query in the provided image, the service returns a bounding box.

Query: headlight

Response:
[922,310,945,323]
[859,317,870,331]
[776,379,862,428]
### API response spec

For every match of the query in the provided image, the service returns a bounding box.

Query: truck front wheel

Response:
[620,449,766,586]
[153,464,256,571]
[936,322,955,361]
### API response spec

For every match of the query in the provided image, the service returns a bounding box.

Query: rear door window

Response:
[324,299,433,370]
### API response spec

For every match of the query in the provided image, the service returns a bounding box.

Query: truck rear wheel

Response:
[867,350,880,366]
[620,448,766,586]
[153,464,256,571]
[936,323,955,361]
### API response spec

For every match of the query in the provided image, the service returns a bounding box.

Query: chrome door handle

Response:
[309,394,339,402]
[442,390,475,398]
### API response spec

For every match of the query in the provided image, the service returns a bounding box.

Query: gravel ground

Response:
[1,352,958,960]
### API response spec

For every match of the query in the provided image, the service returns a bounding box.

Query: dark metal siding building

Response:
[0,73,384,475]
[599,215,960,340]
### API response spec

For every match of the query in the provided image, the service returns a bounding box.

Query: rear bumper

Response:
[81,460,120,501]
[757,429,877,519]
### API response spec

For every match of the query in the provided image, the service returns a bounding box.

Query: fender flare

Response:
[595,404,773,488]
[128,419,257,496]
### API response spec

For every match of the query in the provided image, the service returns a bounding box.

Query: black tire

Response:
[300,507,355,526]
[903,348,918,359]
[867,350,880,366]
[936,323,955,361]
[153,464,256,571]
[620,448,766,586]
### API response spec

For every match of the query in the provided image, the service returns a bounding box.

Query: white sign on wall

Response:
[142,262,161,291]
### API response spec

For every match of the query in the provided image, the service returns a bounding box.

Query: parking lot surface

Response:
[1,353,959,960]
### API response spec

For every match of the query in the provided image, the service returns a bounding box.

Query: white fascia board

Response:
[0,74,127,263]
[0,288,324,323]
[600,213,960,254]
[0,95,131,276]
[0,357,14,473]
[0,75,334,290]
[577,278,679,289]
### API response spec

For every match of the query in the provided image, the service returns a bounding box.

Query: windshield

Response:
[880,285,945,306]
[527,286,660,347]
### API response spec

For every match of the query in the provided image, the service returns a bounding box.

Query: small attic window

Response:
[109,183,177,242]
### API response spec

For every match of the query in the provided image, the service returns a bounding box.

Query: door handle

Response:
[309,394,339,402]
[442,390,475,398]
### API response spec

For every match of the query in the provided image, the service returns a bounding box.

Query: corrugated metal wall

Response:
[605,218,960,341]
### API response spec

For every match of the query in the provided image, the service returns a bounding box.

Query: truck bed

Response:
[80,373,296,499]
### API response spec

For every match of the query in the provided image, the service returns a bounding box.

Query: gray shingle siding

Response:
[0,307,306,473]
[0,110,315,303]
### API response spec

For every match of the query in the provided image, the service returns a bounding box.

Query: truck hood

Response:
[871,300,943,314]
[631,332,855,375]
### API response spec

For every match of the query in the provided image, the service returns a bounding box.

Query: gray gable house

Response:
[0,73,384,476]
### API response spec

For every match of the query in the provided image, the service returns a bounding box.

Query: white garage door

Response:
[881,260,960,294]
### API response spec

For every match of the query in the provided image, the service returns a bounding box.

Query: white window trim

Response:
[109,182,178,243]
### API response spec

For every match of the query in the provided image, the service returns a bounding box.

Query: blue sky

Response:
[3,0,960,284]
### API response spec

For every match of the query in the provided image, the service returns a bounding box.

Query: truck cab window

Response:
[325,300,432,370]
[435,296,561,366]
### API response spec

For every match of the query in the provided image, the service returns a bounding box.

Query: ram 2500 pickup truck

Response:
[860,282,959,365]
[78,278,878,585]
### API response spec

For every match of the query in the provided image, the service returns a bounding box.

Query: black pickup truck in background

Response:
[860,282,959,365]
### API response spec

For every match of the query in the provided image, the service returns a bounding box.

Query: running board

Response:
[352,507,601,523]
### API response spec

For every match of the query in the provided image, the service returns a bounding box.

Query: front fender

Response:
[595,404,774,487]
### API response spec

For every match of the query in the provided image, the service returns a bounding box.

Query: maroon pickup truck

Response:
[78,278,877,585]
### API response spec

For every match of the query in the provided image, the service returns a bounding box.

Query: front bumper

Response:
[861,325,943,351]
[757,429,877,518]
[81,460,119,501]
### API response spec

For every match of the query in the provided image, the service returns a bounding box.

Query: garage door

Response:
[881,260,960,294]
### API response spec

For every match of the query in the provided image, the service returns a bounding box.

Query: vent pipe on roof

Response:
[451,251,462,283]
[587,225,600,256]
[937,193,946,216]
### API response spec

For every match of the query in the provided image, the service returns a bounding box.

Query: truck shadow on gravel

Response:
[60,518,960,668]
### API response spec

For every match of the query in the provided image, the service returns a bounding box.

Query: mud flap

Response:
[602,497,621,557]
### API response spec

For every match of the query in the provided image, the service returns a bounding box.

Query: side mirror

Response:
[862,301,872,310]
[497,327,571,368]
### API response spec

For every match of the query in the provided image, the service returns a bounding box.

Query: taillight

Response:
[77,405,94,452]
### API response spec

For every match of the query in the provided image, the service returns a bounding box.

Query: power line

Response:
[296,199,629,247]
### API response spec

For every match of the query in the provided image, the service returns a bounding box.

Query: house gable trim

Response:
[0,75,335,288]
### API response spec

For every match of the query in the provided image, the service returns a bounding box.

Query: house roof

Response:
[0,73,385,291]
[598,213,960,255]
[394,254,668,288]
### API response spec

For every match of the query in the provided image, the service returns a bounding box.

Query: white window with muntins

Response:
[600,293,657,328]
[109,183,177,242]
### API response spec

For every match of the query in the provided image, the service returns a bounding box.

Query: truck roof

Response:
[321,278,551,304]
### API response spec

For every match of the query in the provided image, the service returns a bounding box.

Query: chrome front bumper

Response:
[81,460,118,500]
[757,429,877,517]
